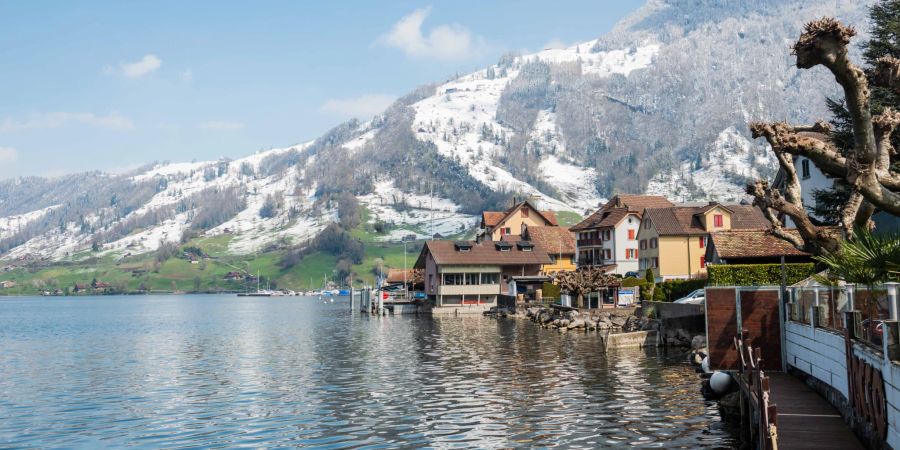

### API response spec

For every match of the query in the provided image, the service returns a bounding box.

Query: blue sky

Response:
[0,1,643,179]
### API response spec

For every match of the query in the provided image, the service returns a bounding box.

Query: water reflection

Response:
[0,295,735,448]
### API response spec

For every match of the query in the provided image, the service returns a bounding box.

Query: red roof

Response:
[643,203,769,236]
[709,229,810,259]
[525,226,576,255]
[572,195,673,231]
[414,240,552,267]
[482,200,558,229]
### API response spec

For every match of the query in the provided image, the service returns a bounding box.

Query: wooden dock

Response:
[734,334,864,449]
[767,373,864,450]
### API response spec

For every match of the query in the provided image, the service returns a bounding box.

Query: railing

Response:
[788,283,898,348]
[734,331,778,450]
[577,238,604,247]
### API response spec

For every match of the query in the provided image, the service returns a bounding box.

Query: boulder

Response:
[610,315,628,327]
[568,318,586,329]
[691,335,707,350]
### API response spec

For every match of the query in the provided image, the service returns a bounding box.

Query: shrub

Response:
[706,263,816,286]
[621,277,648,288]
[652,279,706,302]
[541,282,560,299]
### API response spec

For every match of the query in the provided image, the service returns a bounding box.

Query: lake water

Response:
[0,295,736,448]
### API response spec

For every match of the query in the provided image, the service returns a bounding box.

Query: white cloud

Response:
[377,7,486,61]
[181,69,193,82]
[0,112,134,132]
[321,94,395,119]
[199,120,245,131]
[120,54,162,78]
[0,147,18,163]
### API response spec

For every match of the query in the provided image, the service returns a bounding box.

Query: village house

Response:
[414,239,551,314]
[0,280,16,289]
[520,225,576,274]
[571,195,673,276]
[637,202,770,281]
[705,229,813,265]
[480,199,558,241]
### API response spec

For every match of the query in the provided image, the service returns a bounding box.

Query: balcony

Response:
[577,238,604,247]
[437,284,501,296]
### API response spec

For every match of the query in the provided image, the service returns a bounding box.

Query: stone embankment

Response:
[522,306,659,332]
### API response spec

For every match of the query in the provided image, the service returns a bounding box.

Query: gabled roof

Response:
[643,204,769,236]
[481,200,558,229]
[709,229,810,259]
[571,195,673,231]
[693,202,734,216]
[386,269,416,283]
[525,226,576,255]
[414,240,552,268]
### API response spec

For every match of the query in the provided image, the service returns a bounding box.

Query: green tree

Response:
[815,229,900,285]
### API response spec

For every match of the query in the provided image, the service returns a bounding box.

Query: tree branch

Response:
[874,56,900,93]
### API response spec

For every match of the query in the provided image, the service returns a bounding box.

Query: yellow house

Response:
[481,200,558,241]
[637,202,769,281]
[520,225,577,274]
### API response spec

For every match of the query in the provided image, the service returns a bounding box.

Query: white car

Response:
[674,289,705,304]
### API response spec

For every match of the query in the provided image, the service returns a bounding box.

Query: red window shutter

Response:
[714,214,723,227]
[700,256,706,268]
[628,229,635,240]
[500,228,506,236]
[699,237,705,248]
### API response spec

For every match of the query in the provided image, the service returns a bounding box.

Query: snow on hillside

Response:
[408,39,654,213]
[0,206,58,241]
[646,127,776,202]
[357,179,478,241]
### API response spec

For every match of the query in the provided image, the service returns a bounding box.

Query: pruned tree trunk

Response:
[748,18,900,255]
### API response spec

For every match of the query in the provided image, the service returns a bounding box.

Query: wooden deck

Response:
[767,373,864,450]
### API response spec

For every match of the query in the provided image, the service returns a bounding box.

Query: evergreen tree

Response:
[817,0,900,224]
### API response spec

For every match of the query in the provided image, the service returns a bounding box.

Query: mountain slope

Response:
[0,0,872,262]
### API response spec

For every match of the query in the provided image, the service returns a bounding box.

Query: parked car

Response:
[674,289,705,305]
[624,271,639,278]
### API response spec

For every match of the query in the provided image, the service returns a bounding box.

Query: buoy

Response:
[701,356,711,374]
[710,371,732,394]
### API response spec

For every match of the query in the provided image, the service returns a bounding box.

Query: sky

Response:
[0,1,644,180]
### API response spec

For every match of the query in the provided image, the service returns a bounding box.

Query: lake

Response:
[0,295,736,448]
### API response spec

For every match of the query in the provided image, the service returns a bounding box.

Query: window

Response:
[699,236,705,248]
[505,227,512,235]
[465,273,479,285]
[481,273,499,285]
[644,218,652,229]
[650,238,658,249]
[604,249,612,260]
[628,229,635,240]
[640,239,647,250]
[801,159,810,179]
[700,256,706,269]
[652,257,659,268]
[713,214,724,228]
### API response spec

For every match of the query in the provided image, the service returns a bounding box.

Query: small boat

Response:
[238,290,272,297]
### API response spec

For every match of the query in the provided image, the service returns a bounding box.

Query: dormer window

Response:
[713,214,724,228]
[516,241,534,252]
[495,242,512,252]
[454,242,472,252]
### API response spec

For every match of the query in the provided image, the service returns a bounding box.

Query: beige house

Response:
[481,200,558,241]
[637,202,769,281]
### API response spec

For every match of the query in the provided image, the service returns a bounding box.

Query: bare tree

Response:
[748,18,900,255]
[552,267,621,309]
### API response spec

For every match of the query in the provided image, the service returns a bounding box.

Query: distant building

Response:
[480,200,558,241]
[0,280,16,289]
[572,195,673,276]
[637,202,770,281]
[414,240,551,314]
[706,229,813,265]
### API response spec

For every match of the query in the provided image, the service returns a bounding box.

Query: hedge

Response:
[620,277,649,288]
[706,263,816,286]
[652,279,706,302]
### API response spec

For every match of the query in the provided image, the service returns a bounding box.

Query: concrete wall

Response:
[784,321,849,398]
[605,330,658,350]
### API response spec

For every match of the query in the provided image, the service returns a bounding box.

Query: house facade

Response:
[637,202,769,281]
[414,240,551,314]
[481,200,558,241]
[571,195,673,276]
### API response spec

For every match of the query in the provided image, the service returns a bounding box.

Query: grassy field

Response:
[556,211,584,227]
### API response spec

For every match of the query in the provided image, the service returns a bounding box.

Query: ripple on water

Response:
[0,295,737,448]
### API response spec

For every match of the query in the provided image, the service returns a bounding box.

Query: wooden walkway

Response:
[767,373,864,450]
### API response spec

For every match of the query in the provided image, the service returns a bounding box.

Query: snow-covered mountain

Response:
[0,0,872,261]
